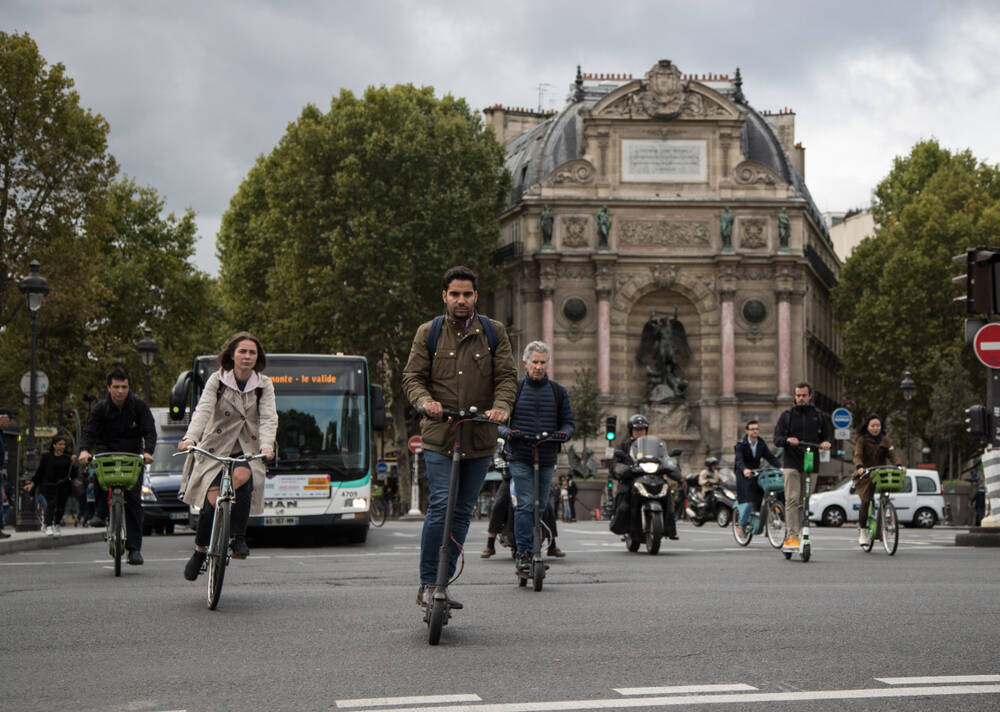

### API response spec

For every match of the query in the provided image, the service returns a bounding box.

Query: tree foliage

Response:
[217,83,511,506]
[0,33,219,436]
[568,367,602,453]
[833,140,1000,467]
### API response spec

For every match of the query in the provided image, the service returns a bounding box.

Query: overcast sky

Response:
[7,0,999,274]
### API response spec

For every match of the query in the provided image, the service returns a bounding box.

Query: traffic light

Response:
[965,405,989,437]
[953,247,1000,314]
[605,415,617,442]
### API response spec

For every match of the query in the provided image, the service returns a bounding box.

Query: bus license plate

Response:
[263,516,299,526]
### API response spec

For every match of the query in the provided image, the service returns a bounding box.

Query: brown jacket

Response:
[852,432,902,470]
[402,313,517,457]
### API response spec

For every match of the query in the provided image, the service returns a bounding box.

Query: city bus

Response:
[168,354,385,543]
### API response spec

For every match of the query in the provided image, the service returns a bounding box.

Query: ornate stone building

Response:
[483,60,841,463]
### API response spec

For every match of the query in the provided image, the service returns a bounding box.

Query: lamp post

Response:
[17,260,49,531]
[136,328,158,403]
[900,369,916,466]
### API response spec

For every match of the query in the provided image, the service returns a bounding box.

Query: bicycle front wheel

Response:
[733,507,752,547]
[370,498,386,527]
[111,496,125,577]
[206,500,231,610]
[881,500,899,555]
[765,499,785,549]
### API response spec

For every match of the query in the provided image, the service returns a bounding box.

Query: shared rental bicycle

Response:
[858,466,903,555]
[419,405,493,645]
[370,485,387,528]
[91,453,144,577]
[732,467,786,549]
[174,446,265,610]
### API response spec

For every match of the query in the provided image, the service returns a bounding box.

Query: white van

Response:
[807,468,945,528]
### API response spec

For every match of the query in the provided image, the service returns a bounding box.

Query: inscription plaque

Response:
[621,139,707,183]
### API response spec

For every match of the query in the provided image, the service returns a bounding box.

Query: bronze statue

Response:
[637,305,691,399]
[778,208,790,248]
[539,205,554,249]
[720,207,733,249]
[596,206,611,250]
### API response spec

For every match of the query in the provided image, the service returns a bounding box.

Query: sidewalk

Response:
[0,524,105,555]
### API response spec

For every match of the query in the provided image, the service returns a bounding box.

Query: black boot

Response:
[230,482,252,559]
[184,550,206,580]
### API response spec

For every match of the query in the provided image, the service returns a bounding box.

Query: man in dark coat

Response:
[79,365,156,565]
[733,420,782,527]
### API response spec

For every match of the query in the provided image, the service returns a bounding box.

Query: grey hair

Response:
[522,340,550,362]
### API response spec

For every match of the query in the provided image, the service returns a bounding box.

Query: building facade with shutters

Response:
[483,60,842,464]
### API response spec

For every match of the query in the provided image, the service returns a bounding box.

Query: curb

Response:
[0,531,106,556]
[954,527,1000,547]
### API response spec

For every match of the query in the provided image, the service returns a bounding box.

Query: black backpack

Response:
[426,314,499,365]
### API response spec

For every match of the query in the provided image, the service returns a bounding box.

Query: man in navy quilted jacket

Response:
[500,341,574,574]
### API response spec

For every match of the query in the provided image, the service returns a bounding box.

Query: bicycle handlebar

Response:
[417,405,494,423]
[172,445,267,466]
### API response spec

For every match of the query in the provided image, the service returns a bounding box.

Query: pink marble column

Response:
[777,289,792,398]
[720,288,736,397]
[597,289,611,393]
[541,288,554,377]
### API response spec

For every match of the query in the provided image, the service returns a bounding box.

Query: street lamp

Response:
[17,260,49,531]
[136,328,158,403]
[900,369,916,466]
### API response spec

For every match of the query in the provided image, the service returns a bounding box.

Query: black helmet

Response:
[705,457,719,469]
[628,414,649,434]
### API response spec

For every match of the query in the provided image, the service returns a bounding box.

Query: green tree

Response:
[833,140,1000,464]
[568,367,602,455]
[217,84,511,507]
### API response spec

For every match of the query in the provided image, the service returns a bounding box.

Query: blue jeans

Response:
[419,450,490,585]
[509,460,555,557]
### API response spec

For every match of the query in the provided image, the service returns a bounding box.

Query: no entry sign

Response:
[407,436,423,453]
[974,323,1000,368]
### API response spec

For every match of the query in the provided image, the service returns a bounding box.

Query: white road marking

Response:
[616,684,757,695]
[877,674,1000,685]
[391,532,420,538]
[367,684,1000,712]
[336,694,482,708]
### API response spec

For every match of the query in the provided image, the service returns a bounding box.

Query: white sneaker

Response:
[858,529,869,546]
[44,525,54,536]
[53,525,62,536]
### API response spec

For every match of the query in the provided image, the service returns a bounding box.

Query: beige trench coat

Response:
[180,370,278,516]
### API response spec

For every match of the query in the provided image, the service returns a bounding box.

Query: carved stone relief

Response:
[740,218,767,249]
[619,220,710,247]
[561,216,590,248]
[732,160,780,186]
[546,159,596,186]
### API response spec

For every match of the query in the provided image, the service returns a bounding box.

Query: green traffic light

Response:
[606,432,615,441]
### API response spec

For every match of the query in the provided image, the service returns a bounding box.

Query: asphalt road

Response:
[1,519,997,712]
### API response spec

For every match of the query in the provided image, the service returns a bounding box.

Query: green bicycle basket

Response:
[869,466,905,493]
[757,468,785,493]
[92,453,144,489]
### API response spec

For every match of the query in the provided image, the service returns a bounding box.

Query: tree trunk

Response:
[389,373,418,513]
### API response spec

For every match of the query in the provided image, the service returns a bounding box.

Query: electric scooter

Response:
[509,431,566,591]
[419,405,494,645]
[783,441,825,563]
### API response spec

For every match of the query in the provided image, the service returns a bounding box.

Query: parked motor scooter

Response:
[685,475,737,527]
[609,436,682,555]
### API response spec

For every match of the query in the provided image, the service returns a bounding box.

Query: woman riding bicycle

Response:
[179,332,277,580]
[852,414,903,546]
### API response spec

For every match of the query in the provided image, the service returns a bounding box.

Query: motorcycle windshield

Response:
[630,436,668,465]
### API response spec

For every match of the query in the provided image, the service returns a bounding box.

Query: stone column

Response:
[720,286,737,397]
[537,255,559,378]
[597,287,611,394]
[776,286,792,398]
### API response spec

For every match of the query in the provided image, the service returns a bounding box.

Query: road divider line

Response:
[335,694,482,708]
[368,683,1000,712]
[876,674,1000,685]
[616,684,757,695]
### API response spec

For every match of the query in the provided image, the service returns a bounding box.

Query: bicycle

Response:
[858,466,903,555]
[173,446,265,610]
[91,453,144,577]
[370,485,387,527]
[418,405,494,645]
[732,467,786,549]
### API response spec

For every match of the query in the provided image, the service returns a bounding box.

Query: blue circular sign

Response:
[376,462,389,475]
[831,408,852,429]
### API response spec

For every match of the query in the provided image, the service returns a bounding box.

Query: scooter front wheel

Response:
[427,598,447,645]
[800,542,811,562]
[532,560,545,591]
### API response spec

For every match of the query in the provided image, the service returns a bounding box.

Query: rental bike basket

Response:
[92,453,144,489]
[868,467,905,493]
[757,469,785,493]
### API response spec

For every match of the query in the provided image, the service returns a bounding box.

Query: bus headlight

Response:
[351,498,367,509]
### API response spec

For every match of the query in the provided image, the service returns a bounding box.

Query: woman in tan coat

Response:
[179,332,277,580]
[852,414,903,547]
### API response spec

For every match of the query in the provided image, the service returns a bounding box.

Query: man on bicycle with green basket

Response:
[773,382,832,552]
[78,365,156,566]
